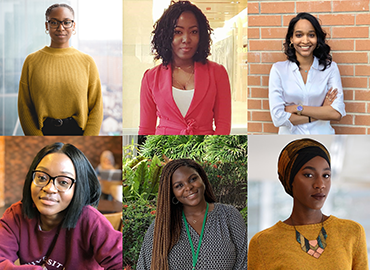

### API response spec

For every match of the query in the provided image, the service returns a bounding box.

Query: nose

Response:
[182,33,190,43]
[302,34,308,43]
[184,181,193,191]
[313,176,325,190]
[42,179,58,193]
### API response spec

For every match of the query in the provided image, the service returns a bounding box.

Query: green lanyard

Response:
[182,202,209,270]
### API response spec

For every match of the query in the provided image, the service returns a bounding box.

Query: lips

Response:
[181,47,192,52]
[184,190,198,199]
[298,45,312,51]
[39,196,58,205]
[311,193,326,200]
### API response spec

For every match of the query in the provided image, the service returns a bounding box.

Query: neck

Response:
[40,213,64,231]
[288,206,323,226]
[297,54,314,68]
[183,200,208,217]
[49,42,70,49]
[172,58,194,69]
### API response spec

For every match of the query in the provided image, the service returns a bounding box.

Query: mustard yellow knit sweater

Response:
[248,216,368,270]
[18,46,103,135]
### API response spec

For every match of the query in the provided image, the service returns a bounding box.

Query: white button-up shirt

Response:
[269,57,346,134]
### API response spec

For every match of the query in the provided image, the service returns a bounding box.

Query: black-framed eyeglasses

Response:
[32,170,76,192]
[47,19,74,29]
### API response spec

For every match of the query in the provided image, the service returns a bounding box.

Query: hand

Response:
[323,88,337,106]
[285,105,299,114]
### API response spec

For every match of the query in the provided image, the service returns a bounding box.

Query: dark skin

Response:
[172,166,214,235]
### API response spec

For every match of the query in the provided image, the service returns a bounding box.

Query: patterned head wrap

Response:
[278,138,330,197]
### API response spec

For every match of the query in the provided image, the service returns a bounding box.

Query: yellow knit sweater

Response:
[248,216,369,270]
[18,46,103,135]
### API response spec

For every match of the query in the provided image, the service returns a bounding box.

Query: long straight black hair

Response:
[22,142,101,229]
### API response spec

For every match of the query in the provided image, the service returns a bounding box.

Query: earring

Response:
[45,30,49,35]
[316,44,320,49]
[73,30,76,35]
[172,197,179,205]
[290,42,294,48]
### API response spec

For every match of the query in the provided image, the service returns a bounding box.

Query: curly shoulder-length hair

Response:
[284,12,332,71]
[22,143,101,229]
[151,159,216,270]
[151,0,213,67]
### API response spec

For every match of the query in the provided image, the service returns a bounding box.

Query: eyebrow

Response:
[302,166,331,171]
[49,18,73,21]
[174,25,198,29]
[36,166,75,177]
[172,173,198,186]
[294,30,316,33]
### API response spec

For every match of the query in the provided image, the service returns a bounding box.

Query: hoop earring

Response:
[73,30,76,35]
[289,42,294,48]
[45,30,49,35]
[172,197,179,205]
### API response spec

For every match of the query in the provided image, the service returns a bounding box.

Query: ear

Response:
[45,21,49,31]
[72,21,76,31]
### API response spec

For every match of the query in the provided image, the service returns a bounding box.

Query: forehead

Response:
[37,153,75,175]
[172,166,198,183]
[175,11,198,27]
[47,7,74,19]
[294,19,315,32]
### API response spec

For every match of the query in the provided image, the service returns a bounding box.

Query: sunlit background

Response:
[0,0,122,135]
[248,135,370,266]
[122,0,248,134]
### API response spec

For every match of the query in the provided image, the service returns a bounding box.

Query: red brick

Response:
[337,65,354,76]
[247,111,251,121]
[332,114,353,125]
[250,87,268,98]
[332,26,369,38]
[261,52,287,63]
[344,90,354,101]
[248,75,261,86]
[261,2,295,14]
[251,111,272,121]
[262,100,270,110]
[333,0,370,12]
[262,76,269,86]
[248,52,260,63]
[332,52,368,64]
[356,14,370,25]
[343,102,366,113]
[261,27,287,39]
[327,40,354,51]
[367,103,370,113]
[355,90,370,101]
[249,15,281,27]
[355,65,370,76]
[356,40,370,51]
[263,123,279,133]
[247,122,262,132]
[355,115,370,125]
[248,2,259,14]
[342,77,368,88]
[248,28,260,39]
[283,15,296,26]
[249,40,283,51]
[319,14,355,26]
[249,64,273,75]
[248,99,262,109]
[296,1,332,13]
[333,126,366,134]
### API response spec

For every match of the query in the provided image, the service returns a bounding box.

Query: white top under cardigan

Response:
[268,57,346,134]
[172,87,195,117]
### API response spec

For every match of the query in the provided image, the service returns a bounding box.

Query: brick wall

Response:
[3,136,122,206]
[247,0,370,134]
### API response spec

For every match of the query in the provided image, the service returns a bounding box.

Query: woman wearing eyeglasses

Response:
[0,143,122,269]
[18,3,103,136]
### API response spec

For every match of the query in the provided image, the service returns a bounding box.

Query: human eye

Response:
[189,175,198,182]
[35,172,49,182]
[49,20,58,26]
[63,20,72,27]
[174,183,183,189]
[174,29,182,35]
[309,33,316,38]
[303,173,313,178]
[192,29,198,34]
[56,177,72,187]
[323,173,331,179]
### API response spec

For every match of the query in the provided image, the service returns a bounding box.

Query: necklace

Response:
[291,215,327,258]
[182,202,209,270]
[172,65,194,90]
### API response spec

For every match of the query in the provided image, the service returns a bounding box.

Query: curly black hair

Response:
[151,1,213,67]
[284,12,332,71]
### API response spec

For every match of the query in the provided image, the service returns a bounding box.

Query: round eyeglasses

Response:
[32,170,76,192]
[47,19,74,29]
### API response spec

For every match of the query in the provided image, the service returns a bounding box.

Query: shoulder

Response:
[23,47,47,63]
[272,60,291,70]
[1,201,23,218]
[77,205,112,228]
[249,222,282,245]
[214,203,246,225]
[203,60,227,73]
[330,216,364,233]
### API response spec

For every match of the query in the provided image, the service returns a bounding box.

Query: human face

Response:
[31,153,75,223]
[45,7,75,48]
[171,11,200,65]
[292,156,331,212]
[290,19,317,61]
[172,166,206,207]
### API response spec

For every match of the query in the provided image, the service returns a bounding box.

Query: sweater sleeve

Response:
[213,65,231,135]
[352,223,368,270]
[139,70,157,135]
[247,233,265,270]
[0,206,43,269]
[83,58,103,136]
[136,221,155,270]
[89,212,123,269]
[17,58,43,136]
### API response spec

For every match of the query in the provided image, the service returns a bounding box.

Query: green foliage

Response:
[123,197,156,269]
[203,135,247,163]
[123,155,163,201]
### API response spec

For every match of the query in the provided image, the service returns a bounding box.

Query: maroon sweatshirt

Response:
[0,202,122,269]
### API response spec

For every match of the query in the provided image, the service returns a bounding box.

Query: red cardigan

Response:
[139,61,231,135]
